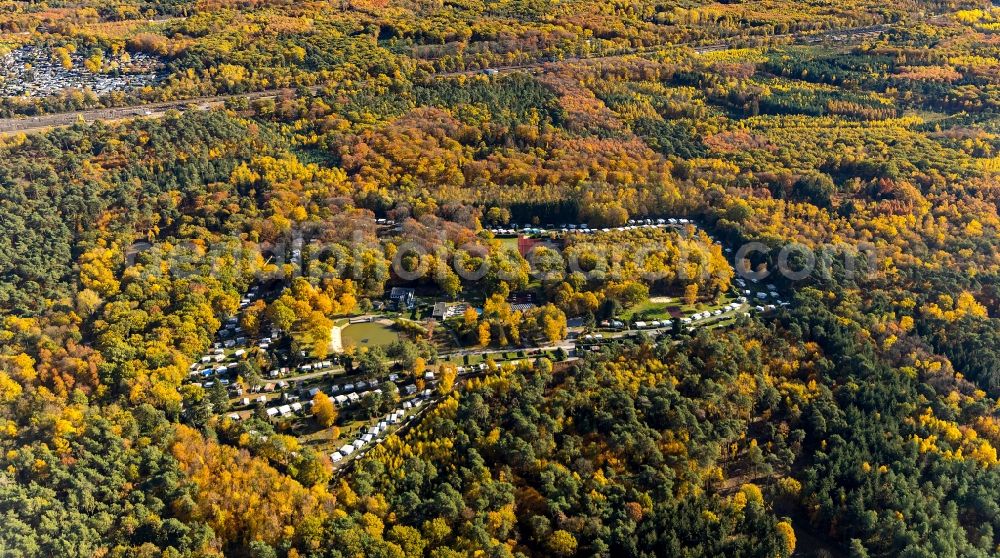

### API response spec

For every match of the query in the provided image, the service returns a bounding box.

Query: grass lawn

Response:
[679,292,736,314]
[316,419,368,454]
[297,421,340,452]
[621,300,677,321]
[499,237,519,252]
[443,353,485,366]
[621,293,737,322]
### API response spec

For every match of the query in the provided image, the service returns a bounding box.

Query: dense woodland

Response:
[3,0,1000,557]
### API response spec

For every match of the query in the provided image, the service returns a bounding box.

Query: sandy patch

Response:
[330,324,344,353]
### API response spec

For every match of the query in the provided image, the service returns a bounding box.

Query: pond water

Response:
[341,322,400,349]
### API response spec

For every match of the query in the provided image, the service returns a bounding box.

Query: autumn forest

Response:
[2,0,1000,557]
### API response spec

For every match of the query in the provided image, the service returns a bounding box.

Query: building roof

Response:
[389,287,415,299]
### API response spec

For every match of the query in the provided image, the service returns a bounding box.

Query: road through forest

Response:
[0,23,891,135]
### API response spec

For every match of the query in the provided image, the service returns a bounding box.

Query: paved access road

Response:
[0,23,895,135]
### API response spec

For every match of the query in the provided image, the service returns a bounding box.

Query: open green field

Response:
[620,299,678,321]
[620,293,737,322]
